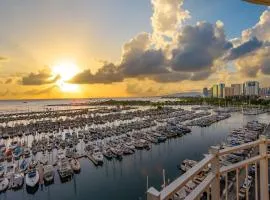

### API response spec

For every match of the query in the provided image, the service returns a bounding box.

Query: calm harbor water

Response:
[0,104,269,200]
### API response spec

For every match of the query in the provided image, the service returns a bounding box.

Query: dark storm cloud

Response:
[20,70,60,85]
[226,37,263,61]
[171,22,232,72]
[69,63,124,84]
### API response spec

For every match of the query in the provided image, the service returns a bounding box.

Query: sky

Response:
[0,0,269,99]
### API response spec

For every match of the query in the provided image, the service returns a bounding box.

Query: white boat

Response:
[179,159,197,172]
[0,163,5,177]
[58,159,73,179]
[70,158,81,172]
[92,148,104,164]
[5,164,15,179]
[25,169,39,187]
[11,173,24,189]
[43,165,55,183]
[0,178,9,192]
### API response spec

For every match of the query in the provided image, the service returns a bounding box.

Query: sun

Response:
[52,61,80,92]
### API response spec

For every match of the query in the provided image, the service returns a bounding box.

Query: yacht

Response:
[5,164,15,179]
[92,148,104,164]
[11,173,24,189]
[58,159,73,180]
[0,178,9,192]
[0,163,5,177]
[25,169,39,187]
[43,165,55,183]
[179,159,197,172]
[19,159,29,172]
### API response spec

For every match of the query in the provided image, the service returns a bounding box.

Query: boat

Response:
[5,164,15,179]
[0,163,5,177]
[23,148,31,157]
[102,148,113,160]
[0,178,9,192]
[25,169,39,187]
[70,158,81,172]
[92,148,104,164]
[178,159,197,172]
[20,159,29,172]
[11,173,24,189]
[40,154,48,165]
[58,159,73,180]
[43,165,55,183]
[28,159,38,169]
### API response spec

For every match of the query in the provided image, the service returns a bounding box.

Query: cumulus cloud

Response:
[20,69,60,85]
[230,8,270,78]
[225,37,263,61]
[171,22,232,72]
[151,0,190,39]
[242,9,270,41]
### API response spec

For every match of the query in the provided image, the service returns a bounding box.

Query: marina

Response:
[0,100,269,200]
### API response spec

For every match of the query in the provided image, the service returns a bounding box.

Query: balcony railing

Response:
[147,135,270,200]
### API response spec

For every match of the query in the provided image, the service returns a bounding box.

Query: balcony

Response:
[147,135,270,200]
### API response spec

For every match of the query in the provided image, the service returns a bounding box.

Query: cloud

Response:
[5,78,12,84]
[126,82,163,96]
[69,63,123,84]
[225,37,263,61]
[171,22,232,72]
[242,9,270,41]
[230,9,270,78]
[20,69,60,85]
[23,85,56,95]
[151,0,190,38]
[0,56,8,62]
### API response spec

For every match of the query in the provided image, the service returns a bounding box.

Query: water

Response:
[0,103,269,200]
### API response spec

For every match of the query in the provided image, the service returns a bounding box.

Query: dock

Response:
[38,165,44,185]
[86,153,98,165]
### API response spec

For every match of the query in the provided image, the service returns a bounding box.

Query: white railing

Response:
[147,135,270,200]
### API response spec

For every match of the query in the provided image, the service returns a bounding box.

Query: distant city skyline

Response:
[202,80,270,98]
[0,0,269,99]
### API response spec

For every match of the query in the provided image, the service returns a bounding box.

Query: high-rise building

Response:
[259,87,270,97]
[218,83,225,98]
[208,88,213,98]
[223,87,234,98]
[202,88,208,97]
[212,84,218,98]
[244,81,259,96]
[231,84,244,96]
